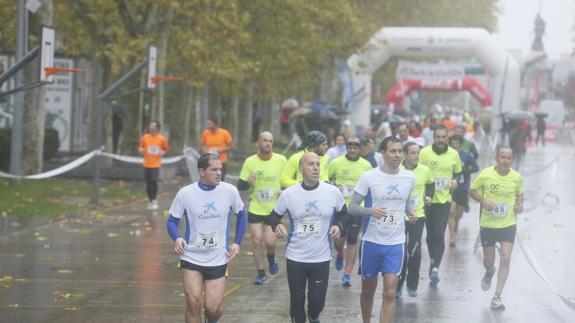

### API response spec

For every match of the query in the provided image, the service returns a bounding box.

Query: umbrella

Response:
[289,106,312,118]
[505,111,535,121]
[386,114,406,123]
[535,112,548,118]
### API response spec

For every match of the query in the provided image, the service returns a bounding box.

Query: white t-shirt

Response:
[354,167,415,245]
[274,182,345,263]
[169,182,244,266]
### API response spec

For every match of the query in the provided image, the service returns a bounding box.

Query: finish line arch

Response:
[385,76,492,109]
[347,27,520,127]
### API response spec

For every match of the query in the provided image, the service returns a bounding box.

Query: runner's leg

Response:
[181,269,204,323]
[287,259,308,323]
[306,261,330,321]
[203,276,226,322]
[249,222,265,272]
[495,242,514,296]
[381,274,400,323]
[361,278,378,323]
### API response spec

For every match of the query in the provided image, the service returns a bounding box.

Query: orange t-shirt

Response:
[200,128,232,163]
[139,133,169,168]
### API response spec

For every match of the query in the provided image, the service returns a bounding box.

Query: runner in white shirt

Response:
[268,152,347,323]
[167,154,247,323]
[349,136,416,323]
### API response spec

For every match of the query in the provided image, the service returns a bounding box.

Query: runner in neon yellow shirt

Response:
[418,125,462,286]
[238,132,287,284]
[281,130,329,188]
[397,142,434,298]
[469,146,524,311]
[327,136,372,287]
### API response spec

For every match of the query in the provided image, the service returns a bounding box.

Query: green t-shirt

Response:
[239,153,287,216]
[461,140,478,159]
[402,164,434,218]
[470,166,523,228]
[328,156,372,205]
[419,146,462,204]
[281,149,329,188]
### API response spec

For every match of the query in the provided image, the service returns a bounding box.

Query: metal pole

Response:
[9,0,28,180]
[90,60,148,204]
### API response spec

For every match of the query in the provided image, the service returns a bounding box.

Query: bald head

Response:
[257,131,274,154]
[299,152,320,185]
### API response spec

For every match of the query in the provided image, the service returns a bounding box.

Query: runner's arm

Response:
[234,208,248,245]
[237,179,250,191]
[348,192,371,217]
[425,183,435,201]
[333,205,348,233]
[166,215,180,241]
[267,210,284,231]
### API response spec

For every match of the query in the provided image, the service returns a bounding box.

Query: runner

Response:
[138,121,169,210]
[469,146,524,310]
[448,135,479,247]
[326,133,347,162]
[454,124,479,160]
[281,130,329,188]
[200,116,234,181]
[396,142,434,298]
[166,153,247,323]
[360,138,384,168]
[396,122,416,146]
[237,131,287,285]
[268,152,347,323]
[327,136,372,285]
[419,125,462,286]
[349,136,416,323]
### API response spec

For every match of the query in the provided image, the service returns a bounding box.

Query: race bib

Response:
[257,188,274,202]
[376,209,401,229]
[195,232,220,250]
[490,203,509,218]
[296,218,321,237]
[434,177,450,190]
[408,195,419,210]
[208,148,219,154]
[340,184,355,197]
[147,145,160,155]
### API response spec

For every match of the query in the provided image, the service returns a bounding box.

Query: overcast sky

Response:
[494,0,574,59]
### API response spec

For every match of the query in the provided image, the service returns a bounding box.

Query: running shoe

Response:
[341,272,352,287]
[146,202,154,210]
[407,289,417,297]
[395,290,402,299]
[151,199,159,210]
[308,315,320,323]
[429,267,440,286]
[254,272,267,285]
[335,254,344,271]
[481,268,495,291]
[204,316,218,323]
[269,260,279,275]
[490,295,505,310]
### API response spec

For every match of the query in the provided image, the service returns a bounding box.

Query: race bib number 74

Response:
[195,232,219,250]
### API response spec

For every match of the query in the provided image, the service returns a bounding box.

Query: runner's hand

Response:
[248,174,256,186]
[407,212,417,223]
[424,196,432,205]
[275,224,288,239]
[174,238,187,255]
[482,200,495,212]
[329,225,341,239]
[514,201,524,214]
[371,207,386,220]
[226,243,240,261]
[450,180,458,190]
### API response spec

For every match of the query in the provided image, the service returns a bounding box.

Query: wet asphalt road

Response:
[0,143,574,323]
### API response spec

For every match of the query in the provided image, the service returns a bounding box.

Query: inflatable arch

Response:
[385,76,492,108]
[347,27,520,127]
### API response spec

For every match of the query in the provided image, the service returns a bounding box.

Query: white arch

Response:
[347,27,520,127]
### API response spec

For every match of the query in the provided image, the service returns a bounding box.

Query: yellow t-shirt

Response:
[471,166,523,229]
[419,146,462,204]
[280,150,329,188]
[402,164,434,218]
[328,156,372,206]
[239,153,287,216]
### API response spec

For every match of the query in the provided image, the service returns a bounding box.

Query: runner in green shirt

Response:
[281,130,329,188]
[397,142,434,297]
[238,132,287,284]
[469,146,524,311]
[419,125,462,287]
[327,136,372,287]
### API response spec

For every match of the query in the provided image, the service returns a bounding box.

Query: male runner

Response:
[237,131,287,284]
[448,135,479,247]
[268,152,347,323]
[396,142,434,298]
[200,117,234,181]
[167,154,247,323]
[138,121,169,210]
[281,130,329,188]
[349,137,416,323]
[454,124,479,160]
[469,146,524,310]
[328,136,372,285]
[419,125,462,286]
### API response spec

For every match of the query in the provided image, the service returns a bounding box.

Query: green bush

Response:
[0,127,60,171]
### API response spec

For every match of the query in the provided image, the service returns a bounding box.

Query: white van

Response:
[538,100,566,126]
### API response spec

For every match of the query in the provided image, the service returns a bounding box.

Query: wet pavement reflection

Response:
[0,144,574,322]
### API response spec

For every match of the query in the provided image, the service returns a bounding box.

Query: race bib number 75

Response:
[296,219,321,237]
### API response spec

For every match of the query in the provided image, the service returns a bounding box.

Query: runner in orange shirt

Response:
[139,121,169,210]
[200,116,234,181]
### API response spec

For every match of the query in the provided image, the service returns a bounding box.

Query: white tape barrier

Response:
[0,149,197,180]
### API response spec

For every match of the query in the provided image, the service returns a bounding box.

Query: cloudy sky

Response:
[494,0,574,59]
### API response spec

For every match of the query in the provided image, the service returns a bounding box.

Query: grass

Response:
[0,178,141,217]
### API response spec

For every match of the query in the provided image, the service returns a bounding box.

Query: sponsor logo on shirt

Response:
[200,202,221,219]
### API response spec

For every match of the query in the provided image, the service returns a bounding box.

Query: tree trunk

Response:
[237,82,254,152]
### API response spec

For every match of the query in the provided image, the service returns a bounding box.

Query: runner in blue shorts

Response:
[350,137,416,323]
